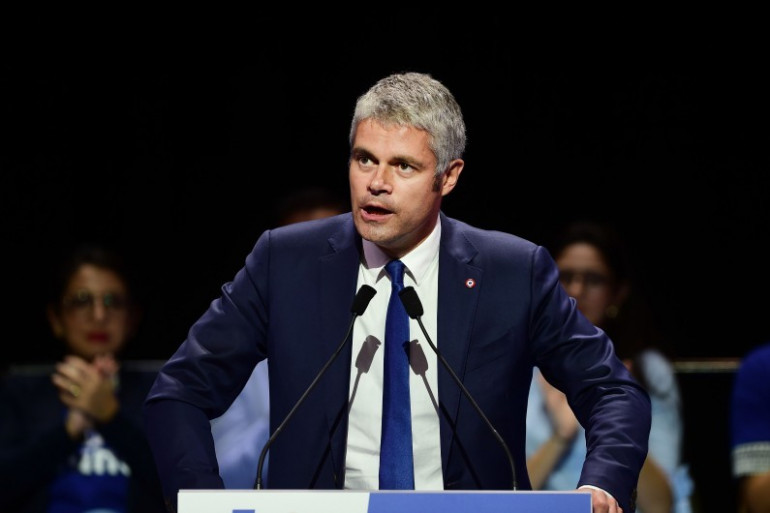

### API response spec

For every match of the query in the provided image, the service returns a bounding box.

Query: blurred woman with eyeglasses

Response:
[0,244,165,513]
[525,221,695,513]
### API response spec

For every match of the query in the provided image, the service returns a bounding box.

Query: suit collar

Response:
[360,218,441,286]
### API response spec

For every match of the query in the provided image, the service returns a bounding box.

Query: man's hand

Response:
[579,485,623,513]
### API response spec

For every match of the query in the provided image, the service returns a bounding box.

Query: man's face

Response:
[349,119,462,258]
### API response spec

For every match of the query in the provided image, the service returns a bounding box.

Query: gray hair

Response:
[349,72,466,177]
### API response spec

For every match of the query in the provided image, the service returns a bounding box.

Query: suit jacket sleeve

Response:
[144,229,274,508]
[529,245,651,511]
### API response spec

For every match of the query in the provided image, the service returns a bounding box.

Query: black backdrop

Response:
[3,29,767,364]
[2,20,767,513]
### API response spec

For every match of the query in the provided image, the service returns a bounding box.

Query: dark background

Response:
[2,22,767,512]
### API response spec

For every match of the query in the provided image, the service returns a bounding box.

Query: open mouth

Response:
[364,205,391,215]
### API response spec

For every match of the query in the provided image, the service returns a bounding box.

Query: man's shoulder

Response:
[272,212,352,237]
[738,342,770,379]
[441,214,541,252]
[260,212,355,249]
[247,213,359,270]
[746,342,770,361]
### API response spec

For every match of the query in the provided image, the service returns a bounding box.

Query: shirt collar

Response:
[361,218,441,286]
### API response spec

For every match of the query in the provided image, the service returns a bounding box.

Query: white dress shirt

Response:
[344,220,443,490]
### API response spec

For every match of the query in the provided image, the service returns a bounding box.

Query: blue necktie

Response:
[379,259,414,489]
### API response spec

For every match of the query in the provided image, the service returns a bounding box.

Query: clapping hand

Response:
[52,354,120,439]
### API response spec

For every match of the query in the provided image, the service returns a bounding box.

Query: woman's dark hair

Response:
[48,244,136,313]
[548,220,669,369]
[549,220,631,287]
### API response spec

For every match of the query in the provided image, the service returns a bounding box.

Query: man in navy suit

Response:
[144,72,650,513]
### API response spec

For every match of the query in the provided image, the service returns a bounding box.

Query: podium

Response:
[178,489,591,512]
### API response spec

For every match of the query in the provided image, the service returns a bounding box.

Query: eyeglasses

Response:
[559,270,610,289]
[62,290,128,315]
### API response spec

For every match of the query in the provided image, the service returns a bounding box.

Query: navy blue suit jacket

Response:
[144,212,650,512]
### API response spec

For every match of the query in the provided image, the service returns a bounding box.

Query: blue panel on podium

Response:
[368,491,590,513]
[178,489,591,513]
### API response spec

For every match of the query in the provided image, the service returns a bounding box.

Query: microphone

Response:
[398,286,518,490]
[254,284,376,489]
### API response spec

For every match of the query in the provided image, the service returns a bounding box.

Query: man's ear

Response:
[440,158,464,196]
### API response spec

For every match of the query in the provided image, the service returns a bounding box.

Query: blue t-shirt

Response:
[730,342,770,477]
[47,429,129,513]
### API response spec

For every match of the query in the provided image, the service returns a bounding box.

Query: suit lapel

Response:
[436,214,482,472]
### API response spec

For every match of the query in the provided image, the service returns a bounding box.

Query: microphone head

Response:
[398,286,424,319]
[351,285,377,315]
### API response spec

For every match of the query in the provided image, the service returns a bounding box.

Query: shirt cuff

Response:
[577,484,614,500]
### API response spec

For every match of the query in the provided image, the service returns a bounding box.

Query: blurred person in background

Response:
[271,186,349,227]
[526,220,694,513]
[730,341,770,513]
[0,244,165,513]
